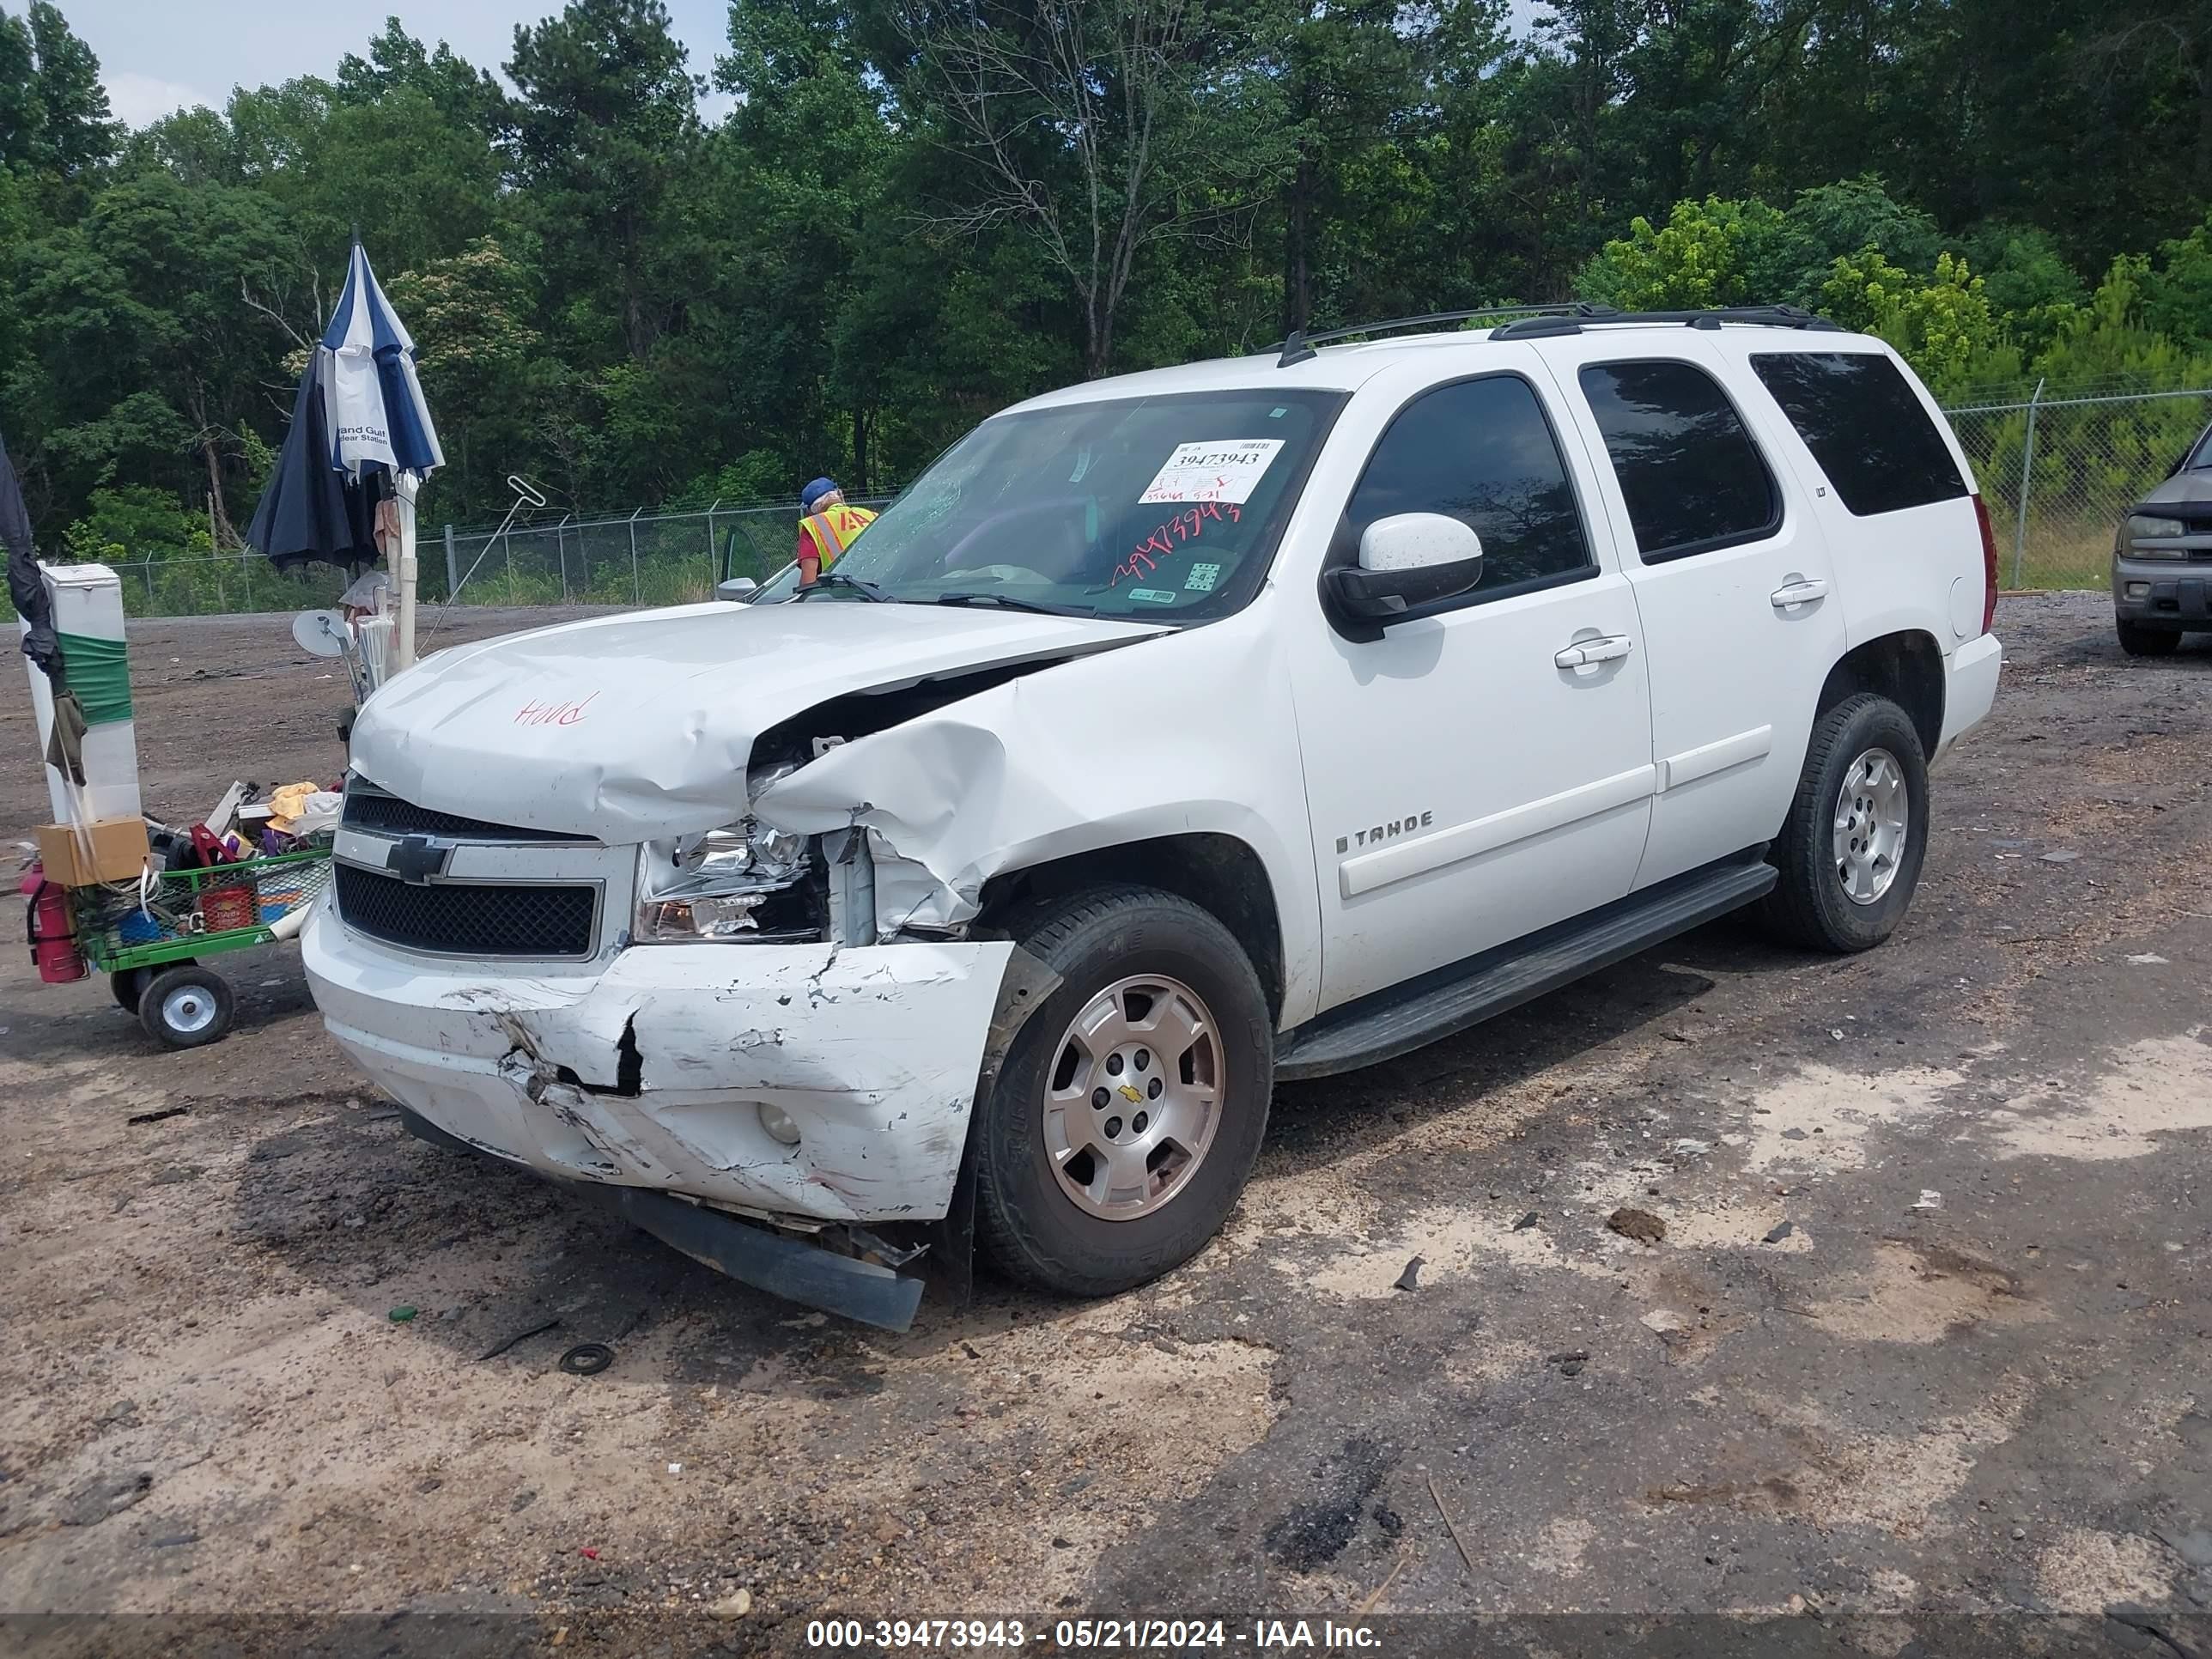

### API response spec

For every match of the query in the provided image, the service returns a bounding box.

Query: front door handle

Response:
[1555,635,1635,669]
[1771,578,1830,608]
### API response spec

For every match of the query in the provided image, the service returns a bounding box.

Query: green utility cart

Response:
[74,845,334,1048]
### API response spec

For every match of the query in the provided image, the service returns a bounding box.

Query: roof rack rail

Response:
[1488,303,1847,341]
[1273,303,1620,368]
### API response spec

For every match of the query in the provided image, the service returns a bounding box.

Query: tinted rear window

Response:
[1577,360,1781,561]
[1751,352,1967,516]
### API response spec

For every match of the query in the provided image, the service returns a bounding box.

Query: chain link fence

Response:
[21,382,2212,621]
[425,496,897,611]
[27,495,897,622]
[1944,382,2212,591]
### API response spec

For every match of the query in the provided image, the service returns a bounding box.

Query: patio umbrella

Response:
[318,240,443,669]
[244,239,441,668]
[243,350,385,574]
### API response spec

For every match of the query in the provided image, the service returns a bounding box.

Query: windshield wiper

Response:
[798,570,890,602]
[930,591,1085,617]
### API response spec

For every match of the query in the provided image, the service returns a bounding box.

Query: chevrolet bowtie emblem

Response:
[386,835,453,885]
[1118,1083,1144,1103]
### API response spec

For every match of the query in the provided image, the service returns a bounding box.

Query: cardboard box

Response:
[37,817,150,887]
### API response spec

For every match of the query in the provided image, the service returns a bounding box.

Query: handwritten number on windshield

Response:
[1113,501,1241,587]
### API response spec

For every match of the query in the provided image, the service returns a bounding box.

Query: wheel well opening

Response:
[976,834,1286,1023]
[1819,632,1944,757]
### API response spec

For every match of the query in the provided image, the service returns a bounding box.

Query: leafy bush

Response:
[62,485,214,563]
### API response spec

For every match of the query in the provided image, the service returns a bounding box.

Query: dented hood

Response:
[349,599,1164,840]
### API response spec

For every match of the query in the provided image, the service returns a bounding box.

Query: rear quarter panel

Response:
[1721,339,1986,657]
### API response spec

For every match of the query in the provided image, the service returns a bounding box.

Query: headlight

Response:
[639,889,774,940]
[2127,514,2189,556]
[635,820,817,943]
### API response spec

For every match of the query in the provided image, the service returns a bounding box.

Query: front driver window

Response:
[1342,374,1595,605]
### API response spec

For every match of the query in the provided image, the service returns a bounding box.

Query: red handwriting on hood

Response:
[514,692,599,727]
[1112,501,1241,587]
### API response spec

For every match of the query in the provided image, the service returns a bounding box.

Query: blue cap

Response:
[800,477,839,512]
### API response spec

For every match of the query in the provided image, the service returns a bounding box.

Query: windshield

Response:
[755,388,1346,618]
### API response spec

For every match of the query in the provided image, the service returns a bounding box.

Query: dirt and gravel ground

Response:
[2,597,2209,1658]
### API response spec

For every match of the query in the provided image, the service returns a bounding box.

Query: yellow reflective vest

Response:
[799,502,877,569]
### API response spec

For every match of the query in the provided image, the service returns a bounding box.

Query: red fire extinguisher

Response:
[22,866,87,984]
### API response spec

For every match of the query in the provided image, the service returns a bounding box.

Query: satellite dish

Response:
[292,609,349,659]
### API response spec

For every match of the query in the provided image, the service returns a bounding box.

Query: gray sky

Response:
[64,1,743,128]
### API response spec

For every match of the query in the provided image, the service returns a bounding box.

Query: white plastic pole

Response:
[396,471,420,670]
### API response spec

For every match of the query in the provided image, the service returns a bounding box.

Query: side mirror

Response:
[1323,514,1485,631]
[716,577,759,603]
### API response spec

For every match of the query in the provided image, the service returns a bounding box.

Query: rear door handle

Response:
[1555,635,1634,668]
[1770,578,1830,608]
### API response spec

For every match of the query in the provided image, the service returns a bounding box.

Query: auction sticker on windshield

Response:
[1139,439,1285,505]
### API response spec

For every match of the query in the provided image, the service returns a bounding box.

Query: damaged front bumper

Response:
[393,1105,934,1330]
[301,902,1016,1322]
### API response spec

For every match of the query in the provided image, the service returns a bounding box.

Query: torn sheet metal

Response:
[303,905,1015,1223]
[750,612,1326,1022]
[349,600,1164,842]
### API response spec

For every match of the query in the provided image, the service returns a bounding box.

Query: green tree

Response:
[385,237,548,518]
[2035,256,2212,391]
[1267,0,1506,335]
[711,0,898,488]
[335,17,509,140]
[0,9,37,168]
[63,483,211,562]
[1819,249,2003,397]
[2142,211,2212,354]
[507,0,703,365]
[896,0,1297,377]
[7,168,298,540]
[0,3,112,175]
[1959,222,2087,355]
[1577,195,1790,310]
[22,1,112,172]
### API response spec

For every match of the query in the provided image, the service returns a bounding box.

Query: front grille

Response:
[343,781,592,843]
[336,865,598,957]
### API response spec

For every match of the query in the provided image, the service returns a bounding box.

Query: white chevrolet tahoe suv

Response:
[306,304,2005,1328]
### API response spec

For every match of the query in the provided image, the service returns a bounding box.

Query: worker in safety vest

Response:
[794,476,877,589]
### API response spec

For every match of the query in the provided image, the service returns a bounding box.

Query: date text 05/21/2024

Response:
[803,1617,1386,1650]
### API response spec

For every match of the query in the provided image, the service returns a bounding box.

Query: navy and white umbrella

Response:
[321,241,441,668]
[246,240,441,670]
[320,241,443,483]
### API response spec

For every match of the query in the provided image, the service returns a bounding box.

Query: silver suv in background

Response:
[2113,419,2212,655]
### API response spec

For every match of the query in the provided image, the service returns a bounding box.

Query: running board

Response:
[1275,859,1777,1081]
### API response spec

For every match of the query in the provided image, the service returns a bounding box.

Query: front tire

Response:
[2117,619,2182,658]
[973,886,1273,1297]
[139,964,234,1049]
[1763,693,1930,953]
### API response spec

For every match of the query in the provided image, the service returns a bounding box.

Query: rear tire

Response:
[110,969,149,1014]
[139,965,234,1049]
[1762,693,1929,953]
[2117,619,2182,657]
[973,886,1273,1297]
